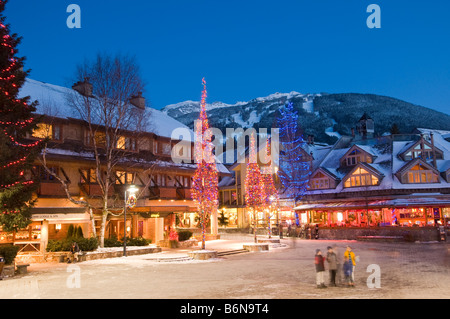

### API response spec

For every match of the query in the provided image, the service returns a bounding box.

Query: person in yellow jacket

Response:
[344,246,356,286]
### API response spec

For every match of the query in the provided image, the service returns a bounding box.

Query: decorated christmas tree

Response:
[0,0,43,232]
[244,131,264,242]
[277,102,310,202]
[191,78,218,249]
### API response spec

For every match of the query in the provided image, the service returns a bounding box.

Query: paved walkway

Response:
[0,233,448,299]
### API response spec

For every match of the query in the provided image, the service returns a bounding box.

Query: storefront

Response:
[295,197,449,227]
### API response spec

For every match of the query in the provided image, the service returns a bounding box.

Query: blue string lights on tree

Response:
[276,102,311,203]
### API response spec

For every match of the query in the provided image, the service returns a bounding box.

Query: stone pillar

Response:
[40,220,49,253]
[210,210,218,236]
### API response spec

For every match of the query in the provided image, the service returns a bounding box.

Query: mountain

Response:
[161,92,450,144]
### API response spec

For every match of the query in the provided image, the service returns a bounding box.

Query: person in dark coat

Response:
[326,246,338,287]
[68,242,80,263]
[315,249,327,288]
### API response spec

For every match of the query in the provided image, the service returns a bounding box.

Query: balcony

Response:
[78,183,113,197]
[38,182,73,197]
[148,186,192,200]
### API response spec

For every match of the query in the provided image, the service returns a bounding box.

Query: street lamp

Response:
[123,184,138,257]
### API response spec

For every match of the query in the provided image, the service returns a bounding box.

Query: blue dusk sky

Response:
[5,0,450,114]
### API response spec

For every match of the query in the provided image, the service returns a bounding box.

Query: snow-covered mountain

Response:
[161,91,450,144]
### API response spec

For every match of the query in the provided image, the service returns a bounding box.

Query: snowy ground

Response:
[0,233,448,299]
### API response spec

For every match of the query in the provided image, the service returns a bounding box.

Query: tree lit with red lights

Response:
[244,131,264,243]
[191,78,218,250]
[0,0,43,231]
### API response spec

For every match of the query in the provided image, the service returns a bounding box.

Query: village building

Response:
[0,79,230,253]
[295,114,450,231]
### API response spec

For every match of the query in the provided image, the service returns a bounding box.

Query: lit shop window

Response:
[344,167,379,187]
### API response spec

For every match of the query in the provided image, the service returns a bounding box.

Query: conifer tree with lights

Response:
[244,131,264,243]
[0,0,43,232]
[191,78,219,250]
[277,102,310,203]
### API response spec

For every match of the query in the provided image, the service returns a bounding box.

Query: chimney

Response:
[311,135,315,145]
[430,132,437,169]
[72,77,93,97]
[130,91,146,110]
[351,128,355,138]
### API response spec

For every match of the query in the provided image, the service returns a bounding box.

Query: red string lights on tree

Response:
[0,0,43,230]
[244,131,265,243]
[191,78,219,250]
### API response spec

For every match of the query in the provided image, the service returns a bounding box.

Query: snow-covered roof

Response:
[19,78,193,140]
[306,132,450,195]
[19,79,230,175]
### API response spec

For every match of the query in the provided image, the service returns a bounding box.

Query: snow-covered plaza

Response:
[0,234,448,299]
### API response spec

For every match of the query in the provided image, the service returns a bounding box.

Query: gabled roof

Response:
[395,157,440,175]
[398,138,443,158]
[340,144,377,162]
[310,167,338,180]
[341,162,384,182]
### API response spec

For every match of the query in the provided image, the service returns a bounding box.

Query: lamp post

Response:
[123,185,138,257]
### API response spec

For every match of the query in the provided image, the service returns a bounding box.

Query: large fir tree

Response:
[0,0,43,232]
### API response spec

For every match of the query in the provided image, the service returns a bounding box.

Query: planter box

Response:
[188,250,218,260]
[243,243,269,252]
[257,238,280,244]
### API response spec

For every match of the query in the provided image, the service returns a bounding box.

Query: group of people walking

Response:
[314,245,357,288]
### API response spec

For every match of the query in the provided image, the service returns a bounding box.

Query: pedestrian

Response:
[315,224,319,239]
[343,255,354,287]
[333,245,342,285]
[314,249,327,288]
[326,246,338,287]
[344,246,356,285]
[68,241,80,263]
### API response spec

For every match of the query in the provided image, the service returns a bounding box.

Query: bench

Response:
[16,263,30,274]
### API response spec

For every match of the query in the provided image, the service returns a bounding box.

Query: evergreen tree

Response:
[276,102,310,202]
[0,0,43,232]
[390,123,400,135]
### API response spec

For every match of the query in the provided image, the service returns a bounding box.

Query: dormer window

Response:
[308,169,336,190]
[405,164,438,184]
[341,145,373,167]
[343,166,380,188]
[309,172,330,190]
[400,139,443,161]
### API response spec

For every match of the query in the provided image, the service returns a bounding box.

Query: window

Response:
[35,166,58,181]
[80,169,98,184]
[153,141,158,154]
[309,172,331,189]
[344,167,379,188]
[405,164,438,184]
[116,136,137,151]
[32,124,61,140]
[344,149,371,166]
[115,171,134,185]
[161,143,171,155]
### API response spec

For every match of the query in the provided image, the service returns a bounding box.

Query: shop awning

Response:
[31,207,90,223]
